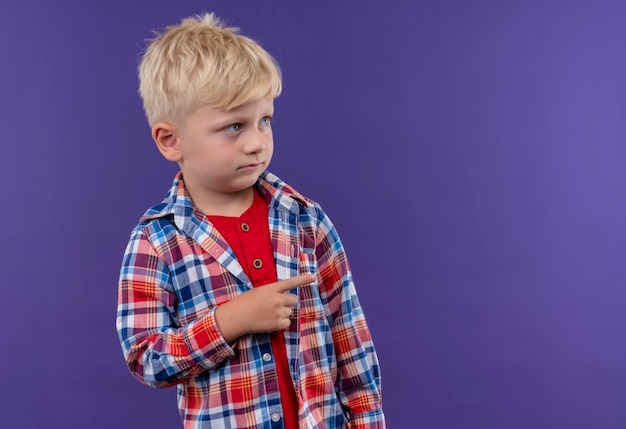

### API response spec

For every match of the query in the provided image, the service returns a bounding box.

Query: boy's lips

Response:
[238,162,263,172]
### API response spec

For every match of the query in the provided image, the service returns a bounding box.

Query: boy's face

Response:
[163,96,275,210]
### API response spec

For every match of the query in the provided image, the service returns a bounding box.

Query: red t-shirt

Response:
[208,189,299,428]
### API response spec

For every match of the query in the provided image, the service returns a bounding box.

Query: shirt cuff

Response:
[348,409,386,428]
[183,306,235,370]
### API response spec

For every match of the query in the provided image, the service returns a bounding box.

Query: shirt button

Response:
[253,258,263,269]
[271,413,281,422]
[262,353,272,362]
[241,223,250,232]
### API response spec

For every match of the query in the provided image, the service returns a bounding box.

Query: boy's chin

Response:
[228,175,263,192]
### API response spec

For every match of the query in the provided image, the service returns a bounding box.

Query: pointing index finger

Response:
[273,274,316,293]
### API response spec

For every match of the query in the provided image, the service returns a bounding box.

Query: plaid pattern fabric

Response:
[117,171,385,428]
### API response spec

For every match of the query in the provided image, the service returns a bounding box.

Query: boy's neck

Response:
[189,186,255,218]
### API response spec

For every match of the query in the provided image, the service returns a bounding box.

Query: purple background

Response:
[1,1,625,428]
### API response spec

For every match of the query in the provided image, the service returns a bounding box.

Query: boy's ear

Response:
[152,122,183,162]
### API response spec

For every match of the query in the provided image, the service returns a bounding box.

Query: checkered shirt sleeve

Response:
[310,205,384,428]
[116,226,235,388]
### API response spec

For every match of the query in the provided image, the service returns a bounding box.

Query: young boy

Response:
[116,13,385,429]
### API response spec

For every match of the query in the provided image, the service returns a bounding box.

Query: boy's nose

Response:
[242,129,266,154]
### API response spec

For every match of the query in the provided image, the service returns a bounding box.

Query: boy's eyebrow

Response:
[216,110,275,124]
[214,116,248,127]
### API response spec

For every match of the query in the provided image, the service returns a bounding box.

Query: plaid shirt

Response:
[117,171,385,428]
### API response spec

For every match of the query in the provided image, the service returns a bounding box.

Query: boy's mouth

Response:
[238,162,263,172]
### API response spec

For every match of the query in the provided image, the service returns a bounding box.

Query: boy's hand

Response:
[215,274,315,343]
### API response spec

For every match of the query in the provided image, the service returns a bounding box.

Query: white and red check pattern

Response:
[117,171,384,428]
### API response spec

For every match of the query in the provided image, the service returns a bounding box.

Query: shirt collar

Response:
[256,170,310,213]
[140,170,310,224]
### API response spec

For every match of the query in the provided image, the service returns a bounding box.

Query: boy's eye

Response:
[225,123,242,133]
[260,116,272,127]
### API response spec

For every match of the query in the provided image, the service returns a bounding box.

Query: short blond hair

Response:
[138,13,282,127]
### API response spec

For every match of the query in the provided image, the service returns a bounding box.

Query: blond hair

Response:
[138,13,282,127]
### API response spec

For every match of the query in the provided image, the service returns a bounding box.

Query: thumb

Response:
[272,274,316,293]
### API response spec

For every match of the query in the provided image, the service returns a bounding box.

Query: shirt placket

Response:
[271,207,302,395]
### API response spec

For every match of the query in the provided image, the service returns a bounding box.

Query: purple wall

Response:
[2,1,625,427]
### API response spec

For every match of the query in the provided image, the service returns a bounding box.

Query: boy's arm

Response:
[314,207,386,428]
[116,230,234,389]
[116,228,314,389]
